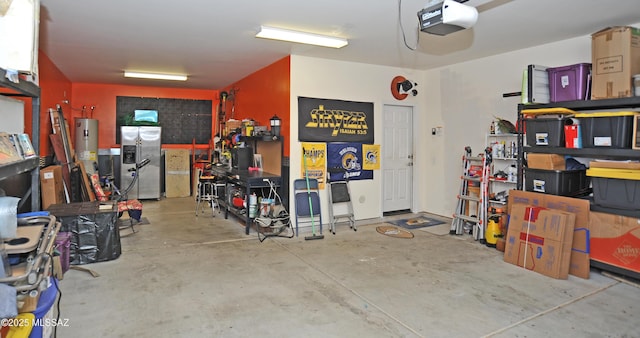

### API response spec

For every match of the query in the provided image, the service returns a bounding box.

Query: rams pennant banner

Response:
[362,144,380,170]
[298,97,374,143]
[327,142,373,181]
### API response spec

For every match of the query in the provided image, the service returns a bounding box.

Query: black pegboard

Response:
[116,96,212,144]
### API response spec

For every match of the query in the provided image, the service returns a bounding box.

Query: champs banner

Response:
[298,97,374,143]
[327,142,373,182]
[301,142,326,189]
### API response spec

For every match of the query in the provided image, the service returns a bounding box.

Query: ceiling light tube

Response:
[256,26,348,48]
[124,71,187,81]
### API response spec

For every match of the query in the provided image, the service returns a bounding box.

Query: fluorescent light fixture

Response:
[256,26,348,48]
[124,71,187,81]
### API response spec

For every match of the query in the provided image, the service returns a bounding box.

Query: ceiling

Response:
[38,0,640,90]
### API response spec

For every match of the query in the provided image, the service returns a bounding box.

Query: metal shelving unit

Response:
[486,133,518,198]
[516,96,640,190]
[516,96,640,279]
[0,68,41,211]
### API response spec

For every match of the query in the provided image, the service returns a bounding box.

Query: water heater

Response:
[75,118,99,174]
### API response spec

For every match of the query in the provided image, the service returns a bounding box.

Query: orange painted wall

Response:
[21,51,72,156]
[70,83,218,149]
[221,56,291,156]
[34,52,287,158]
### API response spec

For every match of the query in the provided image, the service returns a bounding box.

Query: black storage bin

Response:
[576,112,636,148]
[587,167,640,210]
[591,177,640,210]
[525,168,590,196]
[524,117,565,147]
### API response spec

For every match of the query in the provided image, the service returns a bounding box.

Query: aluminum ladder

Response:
[450,146,491,242]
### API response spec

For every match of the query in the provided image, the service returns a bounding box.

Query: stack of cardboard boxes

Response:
[505,190,591,279]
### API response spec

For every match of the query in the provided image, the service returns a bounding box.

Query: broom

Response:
[303,148,324,240]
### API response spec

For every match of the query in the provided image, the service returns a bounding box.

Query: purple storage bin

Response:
[55,231,72,273]
[547,63,591,102]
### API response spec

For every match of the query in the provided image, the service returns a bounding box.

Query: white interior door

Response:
[382,104,413,213]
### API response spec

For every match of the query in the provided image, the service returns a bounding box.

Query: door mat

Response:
[376,225,414,239]
[390,216,444,229]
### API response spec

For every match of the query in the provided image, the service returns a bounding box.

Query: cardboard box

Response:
[589,211,640,274]
[508,190,591,279]
[165,149,191,198]
[564,124,582,149]
[17,291,40,313]
[225,119,243,134]
[40,165,65,209]
[590,160,640,170]
[53,255,64,280]
[591,26,640,99]
[526,153,566,170]
[504,205,575,279]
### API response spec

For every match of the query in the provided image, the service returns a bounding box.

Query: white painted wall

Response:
[421,35,593,217]
[290,56,429,224]
[290,24,640,224]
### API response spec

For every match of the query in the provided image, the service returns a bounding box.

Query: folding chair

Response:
[293,178,322,237]
[326,167,356,234]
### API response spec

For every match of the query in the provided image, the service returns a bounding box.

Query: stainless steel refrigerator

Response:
[120,126,162,199]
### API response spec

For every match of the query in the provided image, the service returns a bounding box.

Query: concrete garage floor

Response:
[56,197,638,337]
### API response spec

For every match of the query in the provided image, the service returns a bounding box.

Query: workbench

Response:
[210,165,282,235]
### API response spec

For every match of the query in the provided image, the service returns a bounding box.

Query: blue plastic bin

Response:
[29,278,58,338]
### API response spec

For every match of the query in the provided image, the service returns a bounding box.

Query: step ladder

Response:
[451,146,492,242]
[326,167,356,234]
